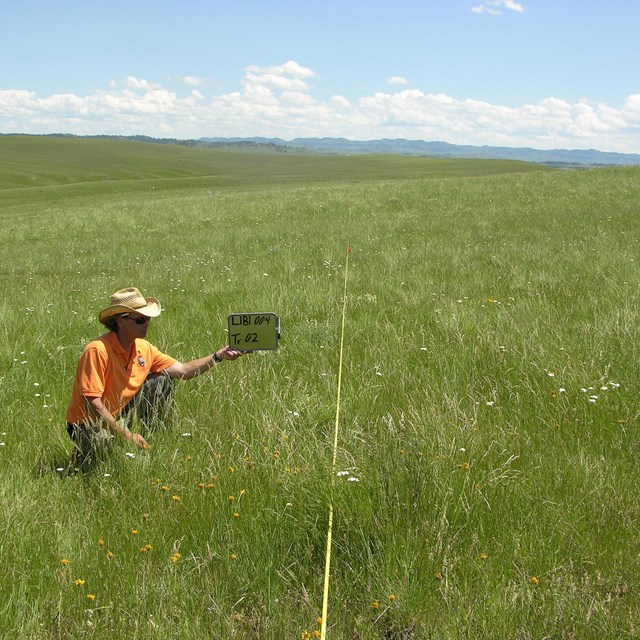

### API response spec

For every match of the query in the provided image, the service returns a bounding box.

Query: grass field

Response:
[0,136,638,639]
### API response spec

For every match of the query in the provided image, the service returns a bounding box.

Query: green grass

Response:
[0,137,638,638]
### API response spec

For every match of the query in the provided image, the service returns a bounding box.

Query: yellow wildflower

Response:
[60,558,70,566]
[388,594,396,601]
[161,485,169,491]
[131,529,138,536]
[107,551,114,559]
[172,495,181,502]
[312,631,321,638]
[372,601,379,609]
[530,576,539,585]
[230,553,237,560]
[86,594,96,601]
[97,539,105,547]
[74,578,86,586]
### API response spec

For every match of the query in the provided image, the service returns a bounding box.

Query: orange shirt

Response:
[66,331,177,424]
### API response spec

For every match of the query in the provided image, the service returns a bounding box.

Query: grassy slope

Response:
[0,138,638,639]
[0,135,545,190]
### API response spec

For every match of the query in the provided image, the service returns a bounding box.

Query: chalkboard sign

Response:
[227,313,281,350]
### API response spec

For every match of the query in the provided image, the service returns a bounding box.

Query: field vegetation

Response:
[0,136,638,638]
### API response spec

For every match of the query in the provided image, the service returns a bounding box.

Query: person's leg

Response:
[120,372,176,434]
[67,422,114,470]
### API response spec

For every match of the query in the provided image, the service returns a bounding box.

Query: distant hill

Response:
[201,136,640,167]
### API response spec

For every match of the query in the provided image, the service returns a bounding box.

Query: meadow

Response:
[0,136,638,639]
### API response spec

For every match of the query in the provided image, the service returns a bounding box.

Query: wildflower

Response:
[125,452,135,459]
[316,617,323,625]
[87,594,96,601]
[131,529,138,535]
[233,512,240,518]
[206,483,215,489]
[230,553,237,560]
[347,476,360,482]
[435,572,443,580]
[372,601,380,609]
[312,631,321,638]
[530,576,539,585]
[172,495,181,502]
[197,482,205,489]
[140,544,153,554]
[60,558,70,566]
[74,578,86,586]
[107,551,114,559]
[98,539,105,547]
[170,553,182,563]
[302,631,312,640]
[161,485,169,491]
[457,462,470,470]
[388,594,396,601]
[480,553,488,560]
[229,495,235,502]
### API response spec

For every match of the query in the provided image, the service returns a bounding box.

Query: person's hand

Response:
[130,432,149,449]
[216,346,251,362]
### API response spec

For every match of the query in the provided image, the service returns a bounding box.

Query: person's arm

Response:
[163,346,248,380]
[84,396,148,449]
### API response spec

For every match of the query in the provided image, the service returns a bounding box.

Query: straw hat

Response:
[99,287,162,325]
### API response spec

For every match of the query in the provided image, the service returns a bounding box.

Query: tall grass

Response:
[0,140,638,638]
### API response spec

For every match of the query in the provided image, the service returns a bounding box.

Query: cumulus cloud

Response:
[180,75,208,86]
[387,76,409,86]
[1,61,639,153]
[472,1,525,15]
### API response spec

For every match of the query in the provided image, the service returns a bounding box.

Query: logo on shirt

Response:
[137,356,146,368]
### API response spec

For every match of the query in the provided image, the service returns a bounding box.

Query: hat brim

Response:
[99,298,162,325]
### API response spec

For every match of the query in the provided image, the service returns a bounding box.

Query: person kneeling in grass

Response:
[66,287,246,468]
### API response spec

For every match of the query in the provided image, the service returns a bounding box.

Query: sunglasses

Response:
[121,314,150,325]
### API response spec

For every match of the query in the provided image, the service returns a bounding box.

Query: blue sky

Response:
[1,0,639,152]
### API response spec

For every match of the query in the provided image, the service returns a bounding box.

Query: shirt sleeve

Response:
[149,344,178,373]
[76,345,108,398]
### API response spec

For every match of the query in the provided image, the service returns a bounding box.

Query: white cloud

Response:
[387,76,409,86]
[1,61,639,153]
[180,75,208,87]
[472,1,525,15]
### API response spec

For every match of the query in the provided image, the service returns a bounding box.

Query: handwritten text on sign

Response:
[228,313,280,350]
